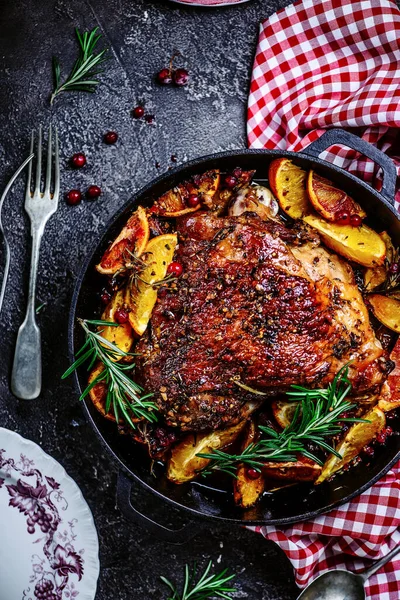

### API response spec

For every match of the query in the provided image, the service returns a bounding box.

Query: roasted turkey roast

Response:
[137,211,391,431]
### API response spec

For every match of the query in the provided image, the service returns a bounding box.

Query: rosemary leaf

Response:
[50,27,108,105]
[62,319,157,429]
[160,561,236,600]
[198,365,366,476]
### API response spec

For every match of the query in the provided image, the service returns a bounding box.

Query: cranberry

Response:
[114,308,129,324]
[71,153,86,168]
[100,290,112,305]
[389,262,400,275]
[376,426,393,444]
[232,167,242,178]
[167,261,183,276]
[132,106,145,118]
[66,189,82,205]
[246,468,261,480]
[104,131,118,145]
[157,68,172,85]
[86,185,102,199]
[187,194,199,208]
[171,155,177,163]
[145,114,155,124]
[224,175,237,189]
[350,214,362,227]
[173,68,189,87]
[336,211,351,225]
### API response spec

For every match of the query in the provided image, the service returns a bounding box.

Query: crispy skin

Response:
[137,212,388,431]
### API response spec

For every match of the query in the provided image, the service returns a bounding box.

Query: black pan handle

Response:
[302,129,397,206]
[116,471,203,544]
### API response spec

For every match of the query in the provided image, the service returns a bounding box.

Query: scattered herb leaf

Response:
[50,27,108,104]
[160,561,236,600]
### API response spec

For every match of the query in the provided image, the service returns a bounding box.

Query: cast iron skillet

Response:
[69,129,400,542]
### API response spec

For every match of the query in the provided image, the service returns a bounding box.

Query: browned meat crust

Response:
[136,212,389,431]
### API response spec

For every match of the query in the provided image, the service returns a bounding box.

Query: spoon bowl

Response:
[297,570,365,600]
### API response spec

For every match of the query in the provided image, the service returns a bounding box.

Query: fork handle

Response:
[11,229,43,399]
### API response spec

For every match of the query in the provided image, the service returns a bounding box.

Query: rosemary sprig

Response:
[51,27,108,104]
[62,319,157,429]
[160,561,236,600]
[374,246,400,296]
[198,365,367,477]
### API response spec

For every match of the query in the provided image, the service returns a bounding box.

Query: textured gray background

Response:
[0,0,305,597]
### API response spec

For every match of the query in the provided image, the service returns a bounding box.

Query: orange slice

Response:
[96,206,150,275]
[303,214,386,267]
[127,233,178,335]
[150,170,220,217]
[268,158,310,219]
[100,288,133,358]
[88,363,115,421]
[307,170,366,222]
[271,399,299,429]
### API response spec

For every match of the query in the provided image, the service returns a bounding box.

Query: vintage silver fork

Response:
[11,126,60,400]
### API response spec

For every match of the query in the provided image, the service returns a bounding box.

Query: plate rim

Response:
[0,427,100,600]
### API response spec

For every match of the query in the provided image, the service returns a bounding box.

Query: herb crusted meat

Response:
[136,212,389,431]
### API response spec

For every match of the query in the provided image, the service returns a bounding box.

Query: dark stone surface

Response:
[0,0,300,597]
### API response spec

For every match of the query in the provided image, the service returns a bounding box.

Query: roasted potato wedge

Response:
[364,232,395,291]
[233,420,266,508]
[368,294,400,333]
[100,288,134,357]
[262,455,321,482]
[307,170,366,222]
[96,206,149,275]
[127,233,178,335]
[316,406,386,484]
[167,421,247,484]
[378,338,400,412]
[303,214,386,267]
[151,170,220,217]
[228,183,279,222]
[268,158,310,219]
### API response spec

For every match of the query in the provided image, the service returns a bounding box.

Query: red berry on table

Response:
[187,194,199,208]
[157,68,172,85]
[173,68,189,87]
[246,468,260,480]
[114,308,129,324]
[132,106,145,118]
[336,211,351,225]
[66,189,82,205]
[350,214,362,227]
[167,262,183,276]
[224,175,237,189]
[71,153,86,168]
[104,131,118,145]
[86,185,102,199]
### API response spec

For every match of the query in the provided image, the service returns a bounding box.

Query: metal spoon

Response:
[0,154,34,315]
[297,543,400,600]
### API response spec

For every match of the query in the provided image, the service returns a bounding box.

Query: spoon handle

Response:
[362,543,400,582]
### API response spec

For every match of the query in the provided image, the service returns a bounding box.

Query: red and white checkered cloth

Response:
[247,0,400,211]
[169,0,250,6]
[247,1,400,598]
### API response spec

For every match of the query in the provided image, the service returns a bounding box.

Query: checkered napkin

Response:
[247,1,400,597]
[169,0,250,6]
[247,0,400,211]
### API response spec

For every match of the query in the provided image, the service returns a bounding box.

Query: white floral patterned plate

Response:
[0,428,99,600]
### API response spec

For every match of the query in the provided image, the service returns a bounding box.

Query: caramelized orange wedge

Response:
[307,170,366,222]
[96,206,150,275]
[268,158,310,219]
[127,233,178,335]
